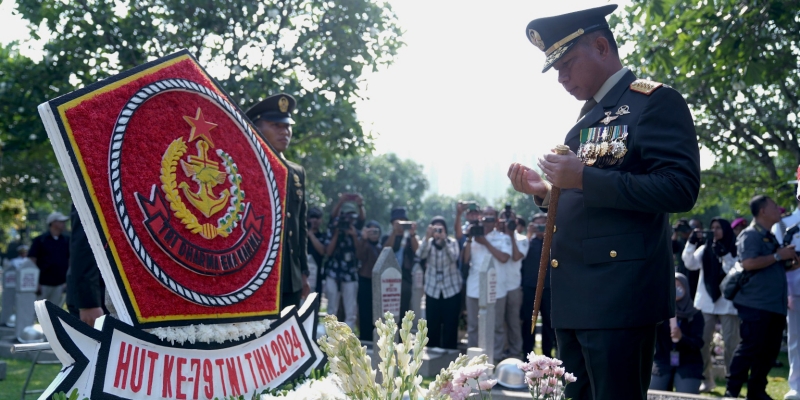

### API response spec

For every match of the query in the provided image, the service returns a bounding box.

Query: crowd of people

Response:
[655,193,800,400]
[305,192,556,359]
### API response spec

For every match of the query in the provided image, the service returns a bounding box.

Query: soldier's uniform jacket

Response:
[281,158,309,295]
[544,71,700,329]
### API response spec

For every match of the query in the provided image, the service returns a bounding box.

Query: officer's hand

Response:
[425,225,434,239]
[456,202,466,214]
[508,163,549,198]
[301,275,310,299]
[410,222,418,236]
[80,307,104,328]
[538,149,584,190]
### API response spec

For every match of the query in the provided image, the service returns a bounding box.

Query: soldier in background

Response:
[246,94,310,308]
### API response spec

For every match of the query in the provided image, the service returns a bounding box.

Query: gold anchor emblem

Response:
[159,108,246,240]
[179,140,231,218]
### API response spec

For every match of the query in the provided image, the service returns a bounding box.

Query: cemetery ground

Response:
[0,338,792,399]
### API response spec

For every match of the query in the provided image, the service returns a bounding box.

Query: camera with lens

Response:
[702,230,714,242]
[468,221,484,237]
[503,204,516,232]
[782,224,800,270]
[334,211,356,231]
[434,227,444,234]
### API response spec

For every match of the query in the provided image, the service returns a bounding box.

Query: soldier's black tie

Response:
[578,98,597,121]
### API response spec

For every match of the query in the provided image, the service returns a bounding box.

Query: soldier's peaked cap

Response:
[245,93,296,125]
[525,4,618,73]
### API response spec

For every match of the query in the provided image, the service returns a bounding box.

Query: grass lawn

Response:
[1,350,792,399]
[703,351,790,398]
[1,356,63,400]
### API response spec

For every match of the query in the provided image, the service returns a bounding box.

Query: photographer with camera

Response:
[382,207,420,316]
[724,195,800,399]
[417,216,461,348]
[355,220,383,341]
[681,217,740,392]
[521,213,555,356]
[493,205,529,360]
[322,195,364,330]
[462,206,512,348]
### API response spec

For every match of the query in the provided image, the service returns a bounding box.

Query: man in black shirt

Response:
[28,211,70,306]
[307,207,326,294]
[725,195,800,399]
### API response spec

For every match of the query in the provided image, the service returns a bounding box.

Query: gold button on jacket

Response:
[610,250,617,258]
[551,259,559,268]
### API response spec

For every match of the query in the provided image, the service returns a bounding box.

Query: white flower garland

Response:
[146,318,272,345]
[259,375,347,400]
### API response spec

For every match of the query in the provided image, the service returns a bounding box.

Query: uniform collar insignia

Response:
[599,111,618,125]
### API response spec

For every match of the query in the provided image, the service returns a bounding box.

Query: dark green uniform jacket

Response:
[280,159,309,295]
[547,71,700,329]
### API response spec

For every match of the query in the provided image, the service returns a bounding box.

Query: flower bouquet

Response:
[518,353,577,400]
[317,311,497,400]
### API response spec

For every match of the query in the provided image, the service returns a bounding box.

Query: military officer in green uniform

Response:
[246,94,310,309]
[508,5,701,400]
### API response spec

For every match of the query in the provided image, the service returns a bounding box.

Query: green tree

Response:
[313,153,428,229]
[416,193,456,232]
[1,0,403,220]
[616,0,800,211]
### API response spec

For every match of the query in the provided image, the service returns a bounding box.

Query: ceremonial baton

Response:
[531,144,570,334]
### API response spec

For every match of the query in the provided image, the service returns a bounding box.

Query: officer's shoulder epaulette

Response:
[629,79,664,95]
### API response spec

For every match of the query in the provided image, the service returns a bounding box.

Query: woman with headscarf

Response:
[650,273,705,394]
[417,216,462,349]
[682,217,741,392]
[355,220,382,341]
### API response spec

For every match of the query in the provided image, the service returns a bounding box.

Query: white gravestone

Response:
[1,263,17,325]
[371,248,403,370]
[15,259,39,341]
[478,255,497,366]
[411,263,424,322]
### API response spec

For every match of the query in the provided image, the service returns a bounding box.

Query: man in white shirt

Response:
[772,182,800,400]
[494,209,529,360]
[462,207,512,348]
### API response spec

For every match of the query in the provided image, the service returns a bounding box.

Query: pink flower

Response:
[449,384,472,400]
[479,379,498,390]
[527,369,545,379]
[548,376,559,386]
[564,372,577,383]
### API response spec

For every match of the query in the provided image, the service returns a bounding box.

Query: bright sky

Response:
[357,0,715,199]
[0,0,714,200]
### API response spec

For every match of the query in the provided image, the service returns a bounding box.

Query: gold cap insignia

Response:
[528,29,545,51]
[278,96,289,113]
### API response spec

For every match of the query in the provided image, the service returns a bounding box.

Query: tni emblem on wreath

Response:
[160,108,246,240]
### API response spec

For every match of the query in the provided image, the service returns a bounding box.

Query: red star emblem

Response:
[183,108,217,146]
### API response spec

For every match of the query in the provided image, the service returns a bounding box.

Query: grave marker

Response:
[1,262,17,326]
[478,255,497,366]
[15,259,39,342]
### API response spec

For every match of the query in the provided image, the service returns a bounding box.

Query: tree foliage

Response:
[1,0,403,234]
[312,153,428,229]
[616,0,800,211]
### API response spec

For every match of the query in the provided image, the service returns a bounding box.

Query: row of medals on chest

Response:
[579,105,630,167]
